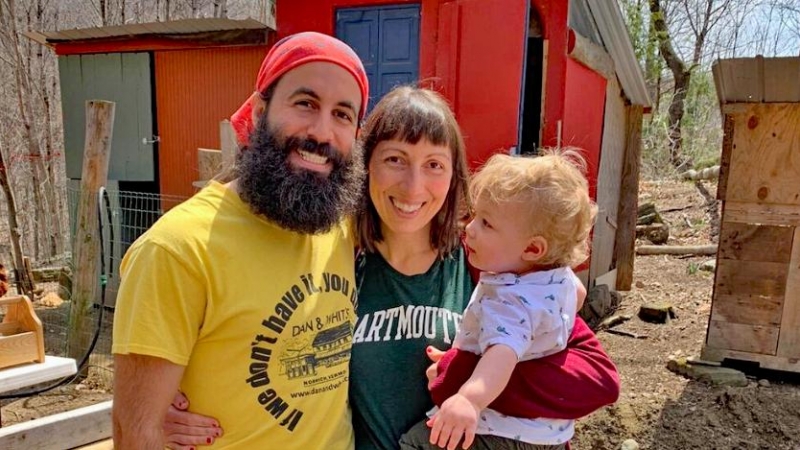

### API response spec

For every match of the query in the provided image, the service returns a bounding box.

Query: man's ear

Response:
[522,236,548,262]
[251,93,267,124]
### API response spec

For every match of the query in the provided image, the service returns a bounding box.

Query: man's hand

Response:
[425,346,446,389]
[426,393,480,450]
[164,391,224,449]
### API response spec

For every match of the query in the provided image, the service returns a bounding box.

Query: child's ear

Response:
[522,236,548,262]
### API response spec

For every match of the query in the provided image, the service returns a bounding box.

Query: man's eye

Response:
[335,111,353,122]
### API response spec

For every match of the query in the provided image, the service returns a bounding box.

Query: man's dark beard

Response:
[236,115,365,234]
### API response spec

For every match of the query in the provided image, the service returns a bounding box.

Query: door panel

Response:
[59,53,154,181]
[436,0,528,169]
[336,4,420,111]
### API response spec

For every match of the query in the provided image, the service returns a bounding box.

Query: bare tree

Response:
[649,0,732,169]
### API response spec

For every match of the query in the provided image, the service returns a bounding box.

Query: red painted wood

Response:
[563,58,606,201]
[531,0,569,149]
[53,38,266,56]
[435,0,528,169]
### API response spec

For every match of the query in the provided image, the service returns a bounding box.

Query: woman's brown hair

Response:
[356,86,470,258]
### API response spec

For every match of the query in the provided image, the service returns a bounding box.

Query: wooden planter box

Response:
[0,295,45,370]
[701,57,800,373]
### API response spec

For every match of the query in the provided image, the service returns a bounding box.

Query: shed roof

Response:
[713,56,800,104]
[581,0,651,107]
[24,17,271,46]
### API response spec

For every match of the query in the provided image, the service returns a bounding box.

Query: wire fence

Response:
[2,185,188,396]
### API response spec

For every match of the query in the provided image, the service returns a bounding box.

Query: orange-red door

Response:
[436,0,528,169]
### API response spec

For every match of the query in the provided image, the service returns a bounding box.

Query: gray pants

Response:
[399,420,568,450]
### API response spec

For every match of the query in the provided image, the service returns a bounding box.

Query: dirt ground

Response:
[3,180,800,449]
[573,180,800,450]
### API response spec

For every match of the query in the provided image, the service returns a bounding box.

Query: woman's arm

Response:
[428,316,620,419]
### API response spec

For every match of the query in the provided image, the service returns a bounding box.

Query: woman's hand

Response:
[164,391,224,449]
[426,393,480,450]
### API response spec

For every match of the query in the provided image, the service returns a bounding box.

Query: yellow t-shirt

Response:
[112,181,356,449]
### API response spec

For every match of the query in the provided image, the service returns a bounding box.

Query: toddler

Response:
[400,149,598,450]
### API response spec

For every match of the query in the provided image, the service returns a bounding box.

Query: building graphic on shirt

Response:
[281,322,352,379]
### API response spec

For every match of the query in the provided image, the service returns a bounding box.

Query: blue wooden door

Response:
[336,4,420,113]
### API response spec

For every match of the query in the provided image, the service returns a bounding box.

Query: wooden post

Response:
[68,100,115,364]
[614,105,644,291]
[197,148,223,182]
[220,119,237,170]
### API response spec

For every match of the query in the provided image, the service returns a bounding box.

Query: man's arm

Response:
[429,316,620,419]
[113,354,186,450]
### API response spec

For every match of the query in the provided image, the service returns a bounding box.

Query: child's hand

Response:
[426,393,481,450]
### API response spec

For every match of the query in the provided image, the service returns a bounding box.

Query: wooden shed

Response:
[276,0,651,289]
[26,18,275,201]
[701,56,800,373]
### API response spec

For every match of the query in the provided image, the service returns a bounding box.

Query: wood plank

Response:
[718,221,794,263]
[706,320,779,355]
[0,356,77,394]
[701,347,800,374]
[711,293,783,326]
[726,103,800,206]
[614,105,643,291]
[0,400,111,450]
[723,201,800,227]
[714,259,788,298]
[777,227,800,359]
[717,113,734,201]
[75,439,113,450]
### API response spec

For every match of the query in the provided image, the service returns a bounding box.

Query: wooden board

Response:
[706,320,779,355]
[701,347,800,374]
[777,227,800,359]
[714,259,788,298]
[0,400,111,450]
[711,293,783,326]
[717,114,734,201]
[75,439,113,450]
[723,201,800,227]
[718,221,794,263]
[0,356,76,394]
[725,103,800,206]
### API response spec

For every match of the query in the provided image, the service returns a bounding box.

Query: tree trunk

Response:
[649,0,691,169]
[0,139,34,301]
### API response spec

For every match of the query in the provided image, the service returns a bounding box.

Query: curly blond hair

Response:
[470,148,598,267]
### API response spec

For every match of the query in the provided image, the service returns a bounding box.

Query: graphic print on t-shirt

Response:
[245,271,356,433]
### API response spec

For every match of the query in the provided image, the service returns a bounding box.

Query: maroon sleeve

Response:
[428,316,620,419]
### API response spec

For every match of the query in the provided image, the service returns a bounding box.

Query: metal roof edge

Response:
[585,0,651,107]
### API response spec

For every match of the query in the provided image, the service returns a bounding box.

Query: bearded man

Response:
[112,32,369,450]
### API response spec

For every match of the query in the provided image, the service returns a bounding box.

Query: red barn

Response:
[276,0,650,289]
[31,1,649,290]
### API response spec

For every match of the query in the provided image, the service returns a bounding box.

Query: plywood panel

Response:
[777,227,800,358]
[702,347,800,373]
[725,103,800,206]
[590,77,626,282]
[718,221,794,263]
[723,201,800,227]
[706,320,779,355]
[714,259,788,298]
[711,293,783,326]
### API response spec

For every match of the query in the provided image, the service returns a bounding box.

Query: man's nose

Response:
[307,112,334,144]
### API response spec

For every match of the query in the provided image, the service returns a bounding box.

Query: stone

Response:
[579,284,622,329]
[635,280,645,289]
[620,439,640,450]
[700,260,716,272]
[758,379,770,387]
[667,357,748,387]
[639,303,677,324]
